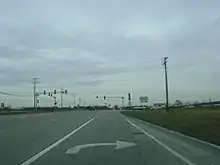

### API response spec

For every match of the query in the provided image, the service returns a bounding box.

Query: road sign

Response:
[139,96,148,103]
[66,141,137,154]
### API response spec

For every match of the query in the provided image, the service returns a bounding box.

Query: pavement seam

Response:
[130,116,220,150]
[20,117,96,165]
[126,118,195,165]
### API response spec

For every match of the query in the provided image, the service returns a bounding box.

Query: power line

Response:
[0,92,31,97]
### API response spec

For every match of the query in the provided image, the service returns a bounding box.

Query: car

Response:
[85,107,96,111]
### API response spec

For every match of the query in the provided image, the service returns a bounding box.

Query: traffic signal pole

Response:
[60,90,63,108]
[59,89,67,108]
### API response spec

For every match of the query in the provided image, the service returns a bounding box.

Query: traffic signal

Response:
[128,93,131,100]
[54,90,56,94]
[64,89,68,94]
[43,90,46,95]
[104,96,106,100]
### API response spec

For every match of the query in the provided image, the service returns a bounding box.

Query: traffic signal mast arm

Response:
[96,96,124,99]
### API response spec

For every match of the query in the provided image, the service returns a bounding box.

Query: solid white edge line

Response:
[132,117,220,150]
[126,118,195,165]
[20,117,96,165]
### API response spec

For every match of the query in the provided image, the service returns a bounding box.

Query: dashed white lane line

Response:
[126,118,195,165]
[20,117,96,165]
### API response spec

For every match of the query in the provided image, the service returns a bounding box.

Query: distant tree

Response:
[175,100,183,107]
[114,105,119,110]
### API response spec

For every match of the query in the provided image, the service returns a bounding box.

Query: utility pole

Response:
[163,57,169,111]
[33,78,39,111]
[128,93,131,107]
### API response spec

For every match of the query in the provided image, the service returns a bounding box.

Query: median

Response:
[122,108,220,146]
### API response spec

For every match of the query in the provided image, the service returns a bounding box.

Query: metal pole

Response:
[121,97,124,110]
[33,78,36,109]
[61,90,63,108]
[164,57,169,111]
[33,78,39,111]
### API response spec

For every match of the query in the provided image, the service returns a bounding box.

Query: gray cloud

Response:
[0,0,220,107]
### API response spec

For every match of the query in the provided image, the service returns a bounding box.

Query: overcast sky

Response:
[0,0,220,107]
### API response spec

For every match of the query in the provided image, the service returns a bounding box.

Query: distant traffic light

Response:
[54,90,56,94]
[128,93,131,100]
[43,90,46,95]
[64,89,68,94]
[104,96,106,100]
[96,96,99,99]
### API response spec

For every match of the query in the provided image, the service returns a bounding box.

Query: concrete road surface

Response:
[0,111,220,165]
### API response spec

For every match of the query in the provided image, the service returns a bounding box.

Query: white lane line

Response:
[131,117,220,150]
[20,117,96,165]
[126,118,195,165]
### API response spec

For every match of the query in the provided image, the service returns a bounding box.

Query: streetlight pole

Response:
[163,57,169,111]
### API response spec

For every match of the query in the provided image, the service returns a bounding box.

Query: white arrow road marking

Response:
[66,141,137,154]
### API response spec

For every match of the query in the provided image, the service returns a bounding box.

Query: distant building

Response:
[194,101,220,108]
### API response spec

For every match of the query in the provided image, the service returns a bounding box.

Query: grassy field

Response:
[122,108,220,146]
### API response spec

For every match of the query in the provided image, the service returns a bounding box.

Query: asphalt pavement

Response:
[0,110,220,165]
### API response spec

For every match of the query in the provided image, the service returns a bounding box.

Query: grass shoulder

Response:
[121,108,220,146]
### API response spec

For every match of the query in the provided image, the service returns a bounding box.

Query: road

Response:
[0,110,220,165]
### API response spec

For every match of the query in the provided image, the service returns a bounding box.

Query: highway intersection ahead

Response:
[0,111,220,165]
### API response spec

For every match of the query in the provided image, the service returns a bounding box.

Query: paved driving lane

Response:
[1,111,220,165]
[21,111,188,165]
[0,111,96,165]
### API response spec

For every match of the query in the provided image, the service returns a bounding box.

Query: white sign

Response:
[140,96,148,103]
